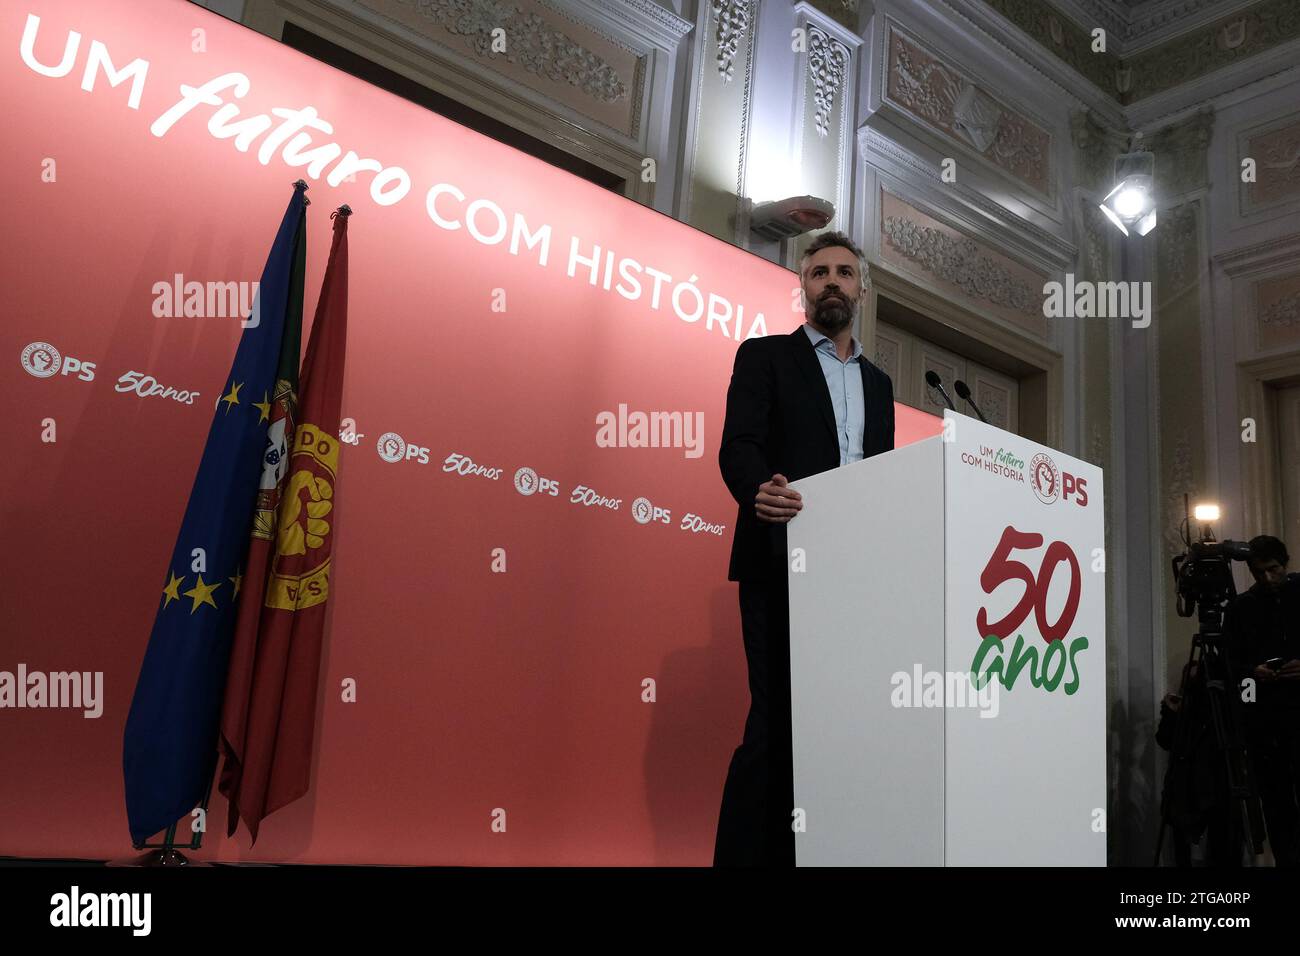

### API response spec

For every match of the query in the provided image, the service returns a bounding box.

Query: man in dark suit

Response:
[713,230,895,867]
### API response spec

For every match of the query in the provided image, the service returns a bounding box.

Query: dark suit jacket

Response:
[719,326,895,582]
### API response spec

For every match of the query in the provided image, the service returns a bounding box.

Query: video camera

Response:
[1172,537,1251,624]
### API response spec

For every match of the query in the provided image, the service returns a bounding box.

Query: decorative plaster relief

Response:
[878,191,1048,339]
[1256,272,1300,351]
[885,24,1051,195]
[710,0,750,82]
[363,0,640,136]
[808,24,850,138]
[1245,117,1300,210]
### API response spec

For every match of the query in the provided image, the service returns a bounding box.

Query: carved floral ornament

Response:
[881,215,1038,318]
[1261,290,1300,328]
[807,25,850,137]
[710,0,751,82]
[388,0,628,102]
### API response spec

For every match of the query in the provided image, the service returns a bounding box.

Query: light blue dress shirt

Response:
[802,322,865,466]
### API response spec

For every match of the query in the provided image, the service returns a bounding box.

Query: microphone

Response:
[953,379,989,424]
[924,369,956,412]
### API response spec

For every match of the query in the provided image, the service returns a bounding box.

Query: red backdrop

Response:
[0,0,940,863]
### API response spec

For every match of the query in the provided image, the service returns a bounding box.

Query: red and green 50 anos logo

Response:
[969,526,1088,696]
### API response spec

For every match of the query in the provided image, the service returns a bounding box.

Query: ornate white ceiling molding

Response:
[793,0,863,50]
[945,0,1300,132]
[1048,0,1127,42]
[858,125,1078,276]
[617,0,695,46]
[1125,38,1300,129]
[934,0,1127,128]
[1051,0,1260,53]
[1214,231,1300,278]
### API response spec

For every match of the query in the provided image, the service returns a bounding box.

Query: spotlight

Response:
[1193,504,1220,523]
[1099,151,1157,237]
[749,195,835,241]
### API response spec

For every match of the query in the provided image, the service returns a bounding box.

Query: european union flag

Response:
[123,182,308,846]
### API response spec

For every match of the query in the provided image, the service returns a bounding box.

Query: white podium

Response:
[786,411,1106,866]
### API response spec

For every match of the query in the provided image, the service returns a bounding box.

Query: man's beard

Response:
[812,293,853,334]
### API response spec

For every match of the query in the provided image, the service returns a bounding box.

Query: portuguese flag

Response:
[219,205,351,843]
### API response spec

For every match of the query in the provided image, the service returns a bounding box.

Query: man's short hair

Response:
[1248,534,1289,567]
[801,230,869,290]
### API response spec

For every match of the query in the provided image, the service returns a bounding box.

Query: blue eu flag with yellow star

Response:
[123,182,308,847]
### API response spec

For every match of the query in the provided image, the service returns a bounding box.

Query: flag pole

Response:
[113,179,312,866]
[105,775,215,867]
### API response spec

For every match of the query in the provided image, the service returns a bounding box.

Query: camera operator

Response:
[1226,534,1300,866]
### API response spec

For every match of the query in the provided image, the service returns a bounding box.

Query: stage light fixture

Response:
[1099,150,1157,237]
[749,195,835,241]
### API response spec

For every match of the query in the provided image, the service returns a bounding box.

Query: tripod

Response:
[1153,596,1266,865]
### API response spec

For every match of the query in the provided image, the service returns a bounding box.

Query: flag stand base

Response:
[106,849,211,867]
[115,780,214,866]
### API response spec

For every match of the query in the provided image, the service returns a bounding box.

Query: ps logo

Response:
[1062,472,1089,507]
[376,431,429,464]
[514,467,558,496]
[1030,452,1088,507]
[21,342,96,382]
[631,496,671,525]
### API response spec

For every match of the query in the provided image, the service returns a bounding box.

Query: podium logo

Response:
[969,526,1089,696]
[21,341,96,382]
[1030,453,1059,504]
[1030,452,1089,507]
[890,665,999,718]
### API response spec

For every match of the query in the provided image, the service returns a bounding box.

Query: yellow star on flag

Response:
[221,381,243,414]
[229,567,243,600]
[253,391,272,424]
[183,573,221,614]
[162,571,184,609]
